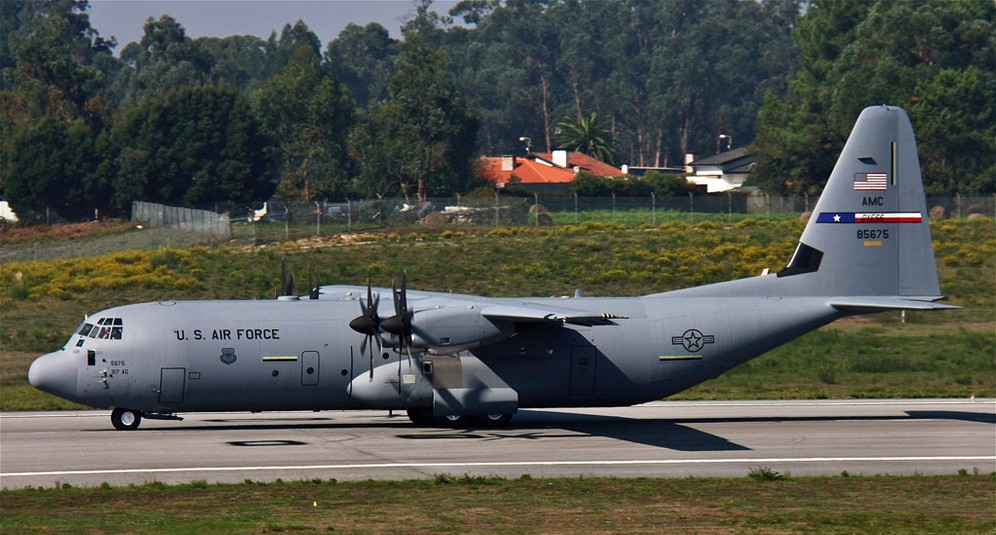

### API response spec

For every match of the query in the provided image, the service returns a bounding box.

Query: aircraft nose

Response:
[28,350,78,400]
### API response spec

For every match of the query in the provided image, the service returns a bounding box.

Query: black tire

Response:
[440,413,471,428]
[479,413,513,427]
[111,407,143,430]
[406,408,435,426]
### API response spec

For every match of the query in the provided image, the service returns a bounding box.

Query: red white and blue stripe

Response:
[816,212,922,224]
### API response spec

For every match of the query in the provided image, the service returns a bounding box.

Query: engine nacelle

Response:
[385,306,514,355]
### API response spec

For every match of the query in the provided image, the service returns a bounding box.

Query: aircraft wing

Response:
[481,303,627,326]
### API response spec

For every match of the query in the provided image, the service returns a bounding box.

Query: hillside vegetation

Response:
[1,219,993,409]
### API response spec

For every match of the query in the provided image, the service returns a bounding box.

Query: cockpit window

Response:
[76,318,123,340]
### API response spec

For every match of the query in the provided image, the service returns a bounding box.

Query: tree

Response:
[910,66,996,195]
[109,15,211,108]
[751,0,994,195]
[555,112,618,165]
[1,0,116,118]
[197,35,272,91]
[0,0,117,217]
[324,23,398,107]
[3,116,98,220]
[352,21,480,201]
[253,46,356,201]
[447,0,563,154]
[106,84,276,213]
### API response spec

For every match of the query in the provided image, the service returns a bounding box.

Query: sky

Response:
[87,0,463,51]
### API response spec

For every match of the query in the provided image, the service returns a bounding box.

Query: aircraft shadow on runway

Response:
[97,409,994,452]
[904,410,996,425]
[399,413,750,452]
[128,414,742,452]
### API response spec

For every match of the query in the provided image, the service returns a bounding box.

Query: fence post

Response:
[574,192,579,224]
[955,192,961,219]
[804,192,809,214]
[688,192,694,224]
[727,191,732,224]
[651,192,656,225]
[315,201,321,237]
[494,191,499,227]
[534,192,539,227]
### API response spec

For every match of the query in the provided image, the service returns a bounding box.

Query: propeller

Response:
[381,271,415,356]
[308,267,321,300]
[348,278,381,379]
[349,272,418,389]
[280,256,295,297]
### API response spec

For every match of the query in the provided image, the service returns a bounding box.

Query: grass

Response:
[2,474,993,534]
[1,219,993,410]
[1,474,994,533]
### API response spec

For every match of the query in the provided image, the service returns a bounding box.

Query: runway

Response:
[2,399,993,488]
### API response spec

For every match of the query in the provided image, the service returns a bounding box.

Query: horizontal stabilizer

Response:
[829,297,960,313]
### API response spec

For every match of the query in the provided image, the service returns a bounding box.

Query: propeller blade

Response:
[308,268,320,299]
[368,336,375,380]
[277,256,296,297]
[280,256,287,295]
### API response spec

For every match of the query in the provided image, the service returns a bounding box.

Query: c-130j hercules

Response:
[29,106,955,430]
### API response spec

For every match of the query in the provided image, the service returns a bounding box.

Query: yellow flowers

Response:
[1,248,202,301]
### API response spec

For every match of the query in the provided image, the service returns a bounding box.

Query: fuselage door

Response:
[158,367,186,404]
[570,346,597,397]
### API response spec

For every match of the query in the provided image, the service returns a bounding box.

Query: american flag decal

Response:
[854,172,888,191]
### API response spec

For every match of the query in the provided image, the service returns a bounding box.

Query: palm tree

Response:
[555,112,618,165]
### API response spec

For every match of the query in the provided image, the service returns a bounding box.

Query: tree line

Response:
[1,0,992,222]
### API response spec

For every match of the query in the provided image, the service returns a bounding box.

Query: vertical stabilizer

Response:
[781,106,944,302]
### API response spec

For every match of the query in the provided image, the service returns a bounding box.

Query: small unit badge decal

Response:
[220,347,237,365]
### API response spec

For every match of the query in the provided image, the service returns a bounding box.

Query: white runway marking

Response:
[4,456,993,479]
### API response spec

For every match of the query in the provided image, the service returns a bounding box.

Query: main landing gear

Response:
[110,407,143,430]
[406,409,513,428]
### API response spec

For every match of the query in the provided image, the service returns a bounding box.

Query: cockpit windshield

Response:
[76,317,123,340]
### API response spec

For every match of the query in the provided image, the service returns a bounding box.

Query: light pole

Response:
[717,134,732,153]
[518,136,531,154]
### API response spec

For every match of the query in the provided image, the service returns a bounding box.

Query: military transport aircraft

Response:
[29,105,955,430]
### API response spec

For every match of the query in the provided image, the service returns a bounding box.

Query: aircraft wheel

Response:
[406,409,435,426]
[479,413,513,427]
[441,414,471,428]
[111,407,143,431]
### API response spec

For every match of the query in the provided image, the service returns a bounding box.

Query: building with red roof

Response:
[480,150,625,192]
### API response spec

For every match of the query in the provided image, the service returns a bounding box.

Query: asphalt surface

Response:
[2,399,993,488]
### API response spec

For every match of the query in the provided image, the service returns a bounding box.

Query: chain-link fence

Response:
[131,193,995,246]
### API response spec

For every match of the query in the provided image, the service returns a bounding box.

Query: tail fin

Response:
[780,105,951,309]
